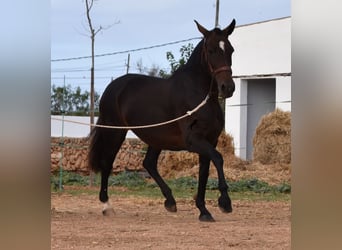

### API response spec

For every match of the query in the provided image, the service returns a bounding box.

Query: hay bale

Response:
[253,108,291,164]
[217,131,235,156]
[159,132,236,178]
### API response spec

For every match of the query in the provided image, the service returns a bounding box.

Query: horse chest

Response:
[189,104,224,138]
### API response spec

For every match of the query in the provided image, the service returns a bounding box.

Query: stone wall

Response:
[51,137,147,173]
[51,133,236,175]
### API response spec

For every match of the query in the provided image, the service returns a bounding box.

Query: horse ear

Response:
[223,19,236,37]
[194,20,210,38]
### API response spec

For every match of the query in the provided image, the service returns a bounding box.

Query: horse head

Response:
[195,19,236,98]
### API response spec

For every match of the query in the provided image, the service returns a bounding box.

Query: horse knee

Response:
[212,151,223,167]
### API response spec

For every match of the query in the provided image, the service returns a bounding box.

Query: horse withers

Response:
[88,19,236,222]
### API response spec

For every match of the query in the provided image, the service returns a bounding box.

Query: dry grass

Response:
[253,109,291,164]
[159,132,237,179]
[157,131,291,185]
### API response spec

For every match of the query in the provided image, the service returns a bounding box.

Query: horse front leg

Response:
[196,155,215,222]
[188,136,232,221]
[208,148,232,214]
[143,146,177,212]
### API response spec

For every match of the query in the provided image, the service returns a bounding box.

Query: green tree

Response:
[51,84,100,115]
[135,43,194,79]
[158,43,194,78]
[136,59,161,77]
[50,84,73,114]
[167,43,194,74]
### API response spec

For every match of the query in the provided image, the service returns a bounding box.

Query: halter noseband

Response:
[212,65,231,76]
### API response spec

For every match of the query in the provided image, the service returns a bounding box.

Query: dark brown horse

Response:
[89,19,236,221]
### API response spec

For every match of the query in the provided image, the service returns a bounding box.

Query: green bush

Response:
[167,176,198,189]
[109,171,146,187]
[51,171,291,195]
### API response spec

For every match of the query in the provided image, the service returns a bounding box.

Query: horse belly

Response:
[132,126,186,151]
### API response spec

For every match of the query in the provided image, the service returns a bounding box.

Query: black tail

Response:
[88,116,105,173]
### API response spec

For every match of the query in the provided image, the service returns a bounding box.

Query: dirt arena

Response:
[51,191,290,249]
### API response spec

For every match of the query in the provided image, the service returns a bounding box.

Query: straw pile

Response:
[159,132,237,178]
[253,108,291,164]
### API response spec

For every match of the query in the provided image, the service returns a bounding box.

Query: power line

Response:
[52,66,126,73]
[51,37,201,62]
[51,77,114,81]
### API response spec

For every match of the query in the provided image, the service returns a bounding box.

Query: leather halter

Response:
[202,39,231,77]
[212,65,231,76]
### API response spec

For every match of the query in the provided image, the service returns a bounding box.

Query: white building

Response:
[225,17,291,160]
[51,115,137,138]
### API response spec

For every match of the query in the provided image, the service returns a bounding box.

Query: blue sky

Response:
[51,0,290,94]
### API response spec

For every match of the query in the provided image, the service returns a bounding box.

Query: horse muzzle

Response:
[213,66,235,98]
[218,79,235,98]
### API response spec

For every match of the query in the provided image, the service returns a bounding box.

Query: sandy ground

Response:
[51,192,290,250]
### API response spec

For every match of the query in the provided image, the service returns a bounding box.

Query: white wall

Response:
[276,76,291,111]
[231,17,291,76]
[225,79,248,158]
[51,115,137,138]
[225,17,291,159]
[225,76,291,160]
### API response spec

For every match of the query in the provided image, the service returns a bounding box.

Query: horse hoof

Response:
[218,196,233,213]
[165,204,177,213]
[164,200,177,212]
[219,205,233,213]
[102,207,115,216]
[199,213,215,222]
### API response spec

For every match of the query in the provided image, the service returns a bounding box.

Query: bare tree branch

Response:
[88,0,94,12]
[83,0,120,186]
[102,19,121,30]
[85,0,94,35]
[94,26,103,36]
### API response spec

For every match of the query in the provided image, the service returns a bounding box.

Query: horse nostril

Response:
[228,85,235,93]
[220,83,235,95]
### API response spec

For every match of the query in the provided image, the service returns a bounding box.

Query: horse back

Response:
[99,74,187,149]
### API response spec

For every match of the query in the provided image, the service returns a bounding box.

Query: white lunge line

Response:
[51,94,209,130]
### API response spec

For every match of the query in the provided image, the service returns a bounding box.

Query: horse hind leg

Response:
[143,146,177,212]
[97,129,127,216]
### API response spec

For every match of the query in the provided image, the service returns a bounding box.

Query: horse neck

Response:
[184,40,208,74]
[174,40,216,97]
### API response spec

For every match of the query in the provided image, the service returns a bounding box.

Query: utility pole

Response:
[126,53,130,74]
[215,0,225,129]
[215,0,220,27]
